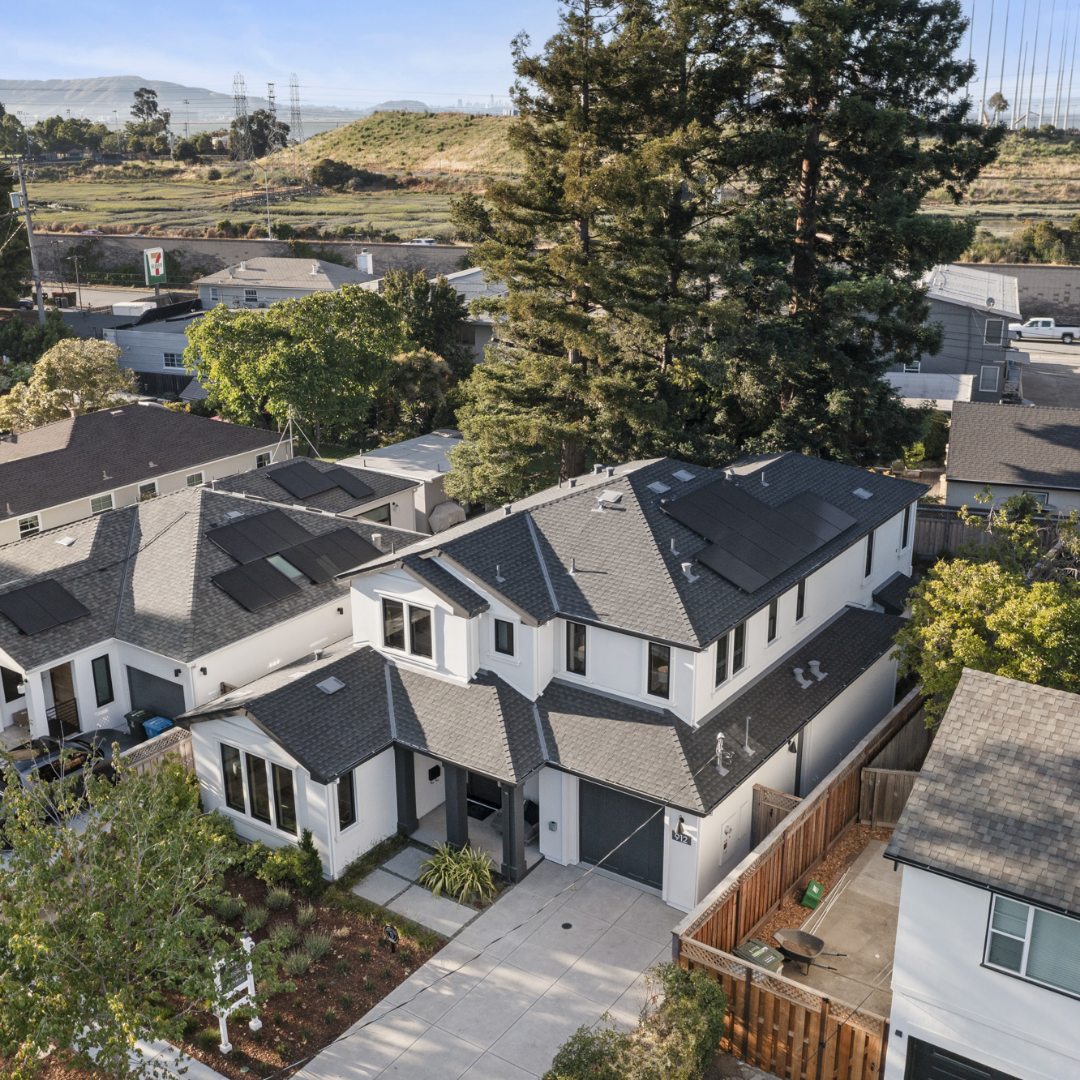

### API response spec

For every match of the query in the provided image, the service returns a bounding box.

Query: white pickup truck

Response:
[1009,317,1080,343]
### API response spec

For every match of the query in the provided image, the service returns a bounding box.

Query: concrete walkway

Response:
[301,860,682,1080]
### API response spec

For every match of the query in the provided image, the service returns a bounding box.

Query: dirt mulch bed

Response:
[756,825,893,950]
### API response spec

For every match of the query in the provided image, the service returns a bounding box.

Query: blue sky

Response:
[6,0,562,110]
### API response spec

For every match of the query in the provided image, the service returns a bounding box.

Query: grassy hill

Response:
[278,111,521,178]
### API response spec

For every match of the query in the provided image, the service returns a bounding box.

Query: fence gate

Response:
[752,785,803,847]
[859,768,918,828]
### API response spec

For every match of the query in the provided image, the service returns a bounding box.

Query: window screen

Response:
[647,642,670,699]
[567,621,586,675]
[494,618,514,656]
[272,763,297,834]
[92,655,114,707]
[383,598,405,650]
[256,453,271,468]
[246,753,272,824]
[186,472,204,487]
[338,769,357,830]
[221,745,245,813]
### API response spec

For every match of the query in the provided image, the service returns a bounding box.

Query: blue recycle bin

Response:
[142,716,174,740]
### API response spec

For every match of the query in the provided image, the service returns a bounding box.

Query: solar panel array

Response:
[0,579,91,635]
[207,509,312,564]
[280,529,381,583]
[662,480,857,594]
[212,561,302,611]
[269,461,374,502]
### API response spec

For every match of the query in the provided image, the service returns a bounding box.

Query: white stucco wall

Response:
[414,751,447,820]
[887,868,1080,1080]
[538,767,580,867]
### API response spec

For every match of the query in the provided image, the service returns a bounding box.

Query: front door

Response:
[47,663,79,738]
[579,780,665,890]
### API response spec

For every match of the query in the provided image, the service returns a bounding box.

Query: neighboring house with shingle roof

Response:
[0,484,423,740]
[944,401,1080,514]
[436,267,508,362]
[0,403,289,546]
[884,668,1080,1080]
[196,257,379,310]
[180,453,924,907]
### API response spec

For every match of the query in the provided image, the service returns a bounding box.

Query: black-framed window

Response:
[715,633,729,687]
[647,642,671,699]
[383,598,406,650]
[796,579,806,622]
[567,621,587,676]
[91,655,114,708]
[901,505,911,549]
[256,452,271,468]
[864,530,875,578]
[494,618,515,656]
[732,622,746,673]
[767,599,778,643]
[272,763,297,834]
[361,503,391,524]
[246,752,272,824]
[221,745,245,813]
[338,769,357,830]
[409,606,433,658]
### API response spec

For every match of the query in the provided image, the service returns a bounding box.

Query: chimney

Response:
[357,251,374,274]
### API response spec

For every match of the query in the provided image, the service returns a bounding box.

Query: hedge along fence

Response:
[674,686,925,957]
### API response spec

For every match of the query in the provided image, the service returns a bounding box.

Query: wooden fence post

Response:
[815,998,830,1080]
[742,966,753,1060]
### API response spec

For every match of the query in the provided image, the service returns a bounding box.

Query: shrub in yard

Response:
[364,978,375,991]
[197,1027,222,1052]
[418,843,496,904]
[340,992,353,1008]
[324,1006,337,1024]
[266,886,292,911]
[358,946,371,960]
[257,829,324,896]
[336,957,349,975]
[304,931,333,961]
[283,949,311,977]
[542,964,727,1080]
[270,921,300,949]
[215,895,245,920]
[296,903,317,928]
[243,904,269,932]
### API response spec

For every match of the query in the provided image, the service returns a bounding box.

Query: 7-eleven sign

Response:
[143,247,166,285]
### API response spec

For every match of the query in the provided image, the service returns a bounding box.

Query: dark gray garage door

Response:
[907,1038,1020,1080]
[126,666,187,720]
[579,780,664,890]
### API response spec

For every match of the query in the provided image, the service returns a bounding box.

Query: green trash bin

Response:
[732,938,785,973]
[801,879,824,909]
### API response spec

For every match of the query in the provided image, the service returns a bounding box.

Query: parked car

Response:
[1008,317,1080,343]
[400,237,437,246]
[79,228,103,236]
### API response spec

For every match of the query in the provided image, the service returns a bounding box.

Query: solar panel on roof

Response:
[207,509,312,564]
[0,579,91,635]
[696,544,770,593]
[280,529,381,583]
[268,461,339,499]
[211,560,302,611]
[325,467,375,500]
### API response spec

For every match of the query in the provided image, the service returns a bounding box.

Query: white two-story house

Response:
[885,668,1080,1080]
[183,453,924,908]
[0,458,423,740]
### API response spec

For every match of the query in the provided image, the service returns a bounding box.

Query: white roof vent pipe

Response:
[239,261,247,271]
[808,660,828,681]
[371,532,382,548]
[681,561,699,583]
[503,504,513,516]
[311,263,321,274]
[793,667,813,690]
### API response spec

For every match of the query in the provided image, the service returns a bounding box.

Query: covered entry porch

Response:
[394,747,541,882]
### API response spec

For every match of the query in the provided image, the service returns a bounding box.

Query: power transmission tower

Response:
[266,82,286,154]
[232,72,253,161]
[289,74,307,181]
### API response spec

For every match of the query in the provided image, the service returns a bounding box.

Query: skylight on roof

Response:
[853,487,873,500]
[672,469,695,482]
[56,537,75,547]
[647,481,670,494]
[317,676,346,695]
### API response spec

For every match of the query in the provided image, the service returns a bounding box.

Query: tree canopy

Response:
[0,308,72,366]
[0,756,283,1079]
[893,493,1080,720]
[0,338,137,432]
[382,268,472,376]
[446,0,1001,506]
[185,285,402,450]
[0,163,30,306]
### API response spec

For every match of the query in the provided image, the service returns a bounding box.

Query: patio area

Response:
[777,839,901,1017]
[0,723,30,751]
[411,804,543,872]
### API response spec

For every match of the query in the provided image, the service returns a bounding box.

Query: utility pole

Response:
[66,255,83,311]
[183,99,190,139]
[14,161,45,325]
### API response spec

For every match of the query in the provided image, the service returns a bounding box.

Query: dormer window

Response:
[647,642,670,699]
[567,621,587,676]
[382,598,432,658]
[494,618,515,656]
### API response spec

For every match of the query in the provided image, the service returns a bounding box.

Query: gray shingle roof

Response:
[181,605,900,809]
[946,402,1080,491]
[0,487,426,670]
[438,454,924,648]
[214,456,418,517]
[399,556,489,617]
[197,257,379,291]
[887,668,1080,917]
[0,404,280,522]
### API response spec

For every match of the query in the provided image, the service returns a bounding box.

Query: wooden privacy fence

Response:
[677,687,924,958]
[858,769,918,829]
[679,937,888,1080]
[913,507,993,557]
[752,786,803,847]
[120,726,194,776]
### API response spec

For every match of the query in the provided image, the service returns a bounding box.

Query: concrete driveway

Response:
[296,861,681,1080]
[1018,342,1080,408]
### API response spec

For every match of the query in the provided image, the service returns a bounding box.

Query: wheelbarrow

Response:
[773,929,846,975]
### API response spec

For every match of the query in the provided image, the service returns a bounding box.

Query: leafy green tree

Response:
[376,347,453,438]
[0,338,138,431]
[29,115,109,153]
[0,111,25,155]
[185,285,403,451]
[0,308,71,366]
[131,86,170,127]
[0,162,30,306]
[988,92,1009,121]
[172,137,199,163]
[0,756,284,1080]
[311,157,354,190]
[231,110,289,159]
[894,493,1080,718]
[382,268,471,376]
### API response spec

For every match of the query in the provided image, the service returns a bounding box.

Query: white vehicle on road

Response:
[1009,317,1080,344]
